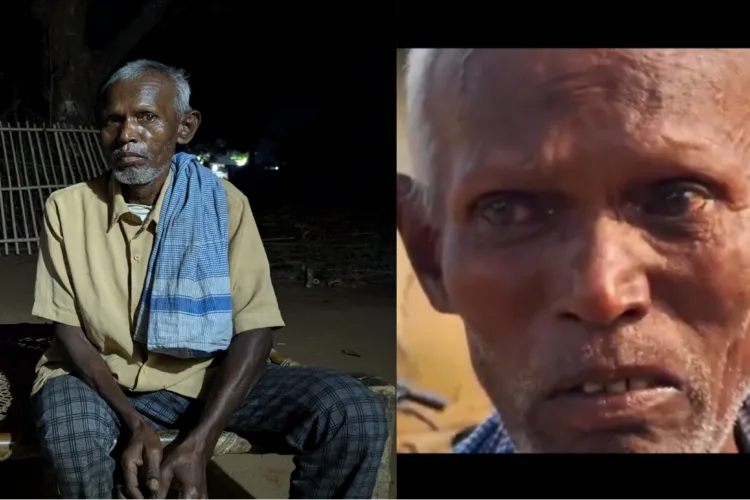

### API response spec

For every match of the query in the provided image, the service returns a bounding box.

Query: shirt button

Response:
[133,255,141,262]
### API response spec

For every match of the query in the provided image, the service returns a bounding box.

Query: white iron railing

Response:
[0,122,108,256]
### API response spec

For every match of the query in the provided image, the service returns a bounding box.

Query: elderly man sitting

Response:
[31,59,388,498]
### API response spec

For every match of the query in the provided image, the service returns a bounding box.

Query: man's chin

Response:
[511,417,728,453]
[521,429,693,453]
[517,386,705,452]
[502,397,721,452]
[112,164,163,186]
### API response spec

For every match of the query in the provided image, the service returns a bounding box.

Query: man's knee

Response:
[34,375,118,457]
[309,371,389,447]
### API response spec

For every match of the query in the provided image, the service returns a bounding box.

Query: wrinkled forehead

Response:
[105,72,176,112]
[423,49,750,175]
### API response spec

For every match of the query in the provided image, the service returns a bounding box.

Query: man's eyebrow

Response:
[461,149,544,176]
[450,150,548,193]
[482,150,543,171]
[451,145,745,199]
[133,103,159,111]
[101,109,122,118]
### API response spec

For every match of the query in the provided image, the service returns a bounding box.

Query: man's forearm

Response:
[54,323,146,431]
[182,327,273,458]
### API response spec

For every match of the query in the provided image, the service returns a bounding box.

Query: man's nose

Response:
[116,118,138,144]
[553,219,651,327]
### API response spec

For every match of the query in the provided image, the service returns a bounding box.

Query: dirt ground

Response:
[0,254,395,498]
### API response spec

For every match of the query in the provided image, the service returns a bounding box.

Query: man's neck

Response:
[121,169,169,206]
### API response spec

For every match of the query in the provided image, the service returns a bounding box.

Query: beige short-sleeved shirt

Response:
[31,170,285,399]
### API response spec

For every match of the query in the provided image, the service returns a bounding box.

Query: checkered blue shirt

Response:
[454,396,750,453]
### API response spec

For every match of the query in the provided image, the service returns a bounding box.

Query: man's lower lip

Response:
[540,387,685,429]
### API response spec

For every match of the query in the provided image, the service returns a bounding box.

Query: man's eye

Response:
[474,194,549,227]
[638,181,713,218]
[142,113,156,122]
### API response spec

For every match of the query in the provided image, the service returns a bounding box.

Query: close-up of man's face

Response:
[100,71,183,185]
[398,48,750,453]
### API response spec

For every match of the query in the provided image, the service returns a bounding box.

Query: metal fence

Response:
[0,122,107,256]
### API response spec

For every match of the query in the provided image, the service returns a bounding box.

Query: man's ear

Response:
[176,110,202,145]
[397,172,452,313]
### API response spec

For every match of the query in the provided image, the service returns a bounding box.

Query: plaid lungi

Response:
[33,363,388,499]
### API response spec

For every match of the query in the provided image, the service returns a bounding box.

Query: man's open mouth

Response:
[549,367,683,400]
[539,366,688,431]
[565,377,678,396]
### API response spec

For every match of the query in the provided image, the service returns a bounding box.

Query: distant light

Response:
[264,165,279,171]
[209,163,224,171]
[229,152,249,167]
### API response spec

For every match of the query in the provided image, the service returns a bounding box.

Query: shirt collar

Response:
[455,396,750,454]
[107,169,171,232]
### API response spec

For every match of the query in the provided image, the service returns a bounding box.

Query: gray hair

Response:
[404,49,441,215]
[102,59,193,118]
[405,49,481,219]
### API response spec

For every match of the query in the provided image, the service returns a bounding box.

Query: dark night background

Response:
[0,0,390,227]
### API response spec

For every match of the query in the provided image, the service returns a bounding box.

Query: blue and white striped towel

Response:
[133,152,233,359]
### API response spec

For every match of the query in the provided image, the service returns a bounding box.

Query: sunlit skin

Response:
[397,49,750,453]
[100,72,201,205]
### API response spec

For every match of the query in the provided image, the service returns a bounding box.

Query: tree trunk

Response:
[52,53,98,125]
[37,0,93,124]
[36,0,174,125]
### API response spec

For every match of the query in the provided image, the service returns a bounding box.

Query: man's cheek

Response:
[466,328,541,418]
[690,257,750,337]
[443,247,525,324]
[466,328,514,397]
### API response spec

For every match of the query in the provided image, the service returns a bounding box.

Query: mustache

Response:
[112,148,152,160]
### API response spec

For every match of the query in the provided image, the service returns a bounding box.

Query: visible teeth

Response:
[628,378,649,391]
[578,378,655,394]
[606,380,627,394]
[582,382,603,393]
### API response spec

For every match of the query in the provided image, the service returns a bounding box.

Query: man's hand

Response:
[121,422,164,499]
[52,323,165,498]
[157,443,208,499]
